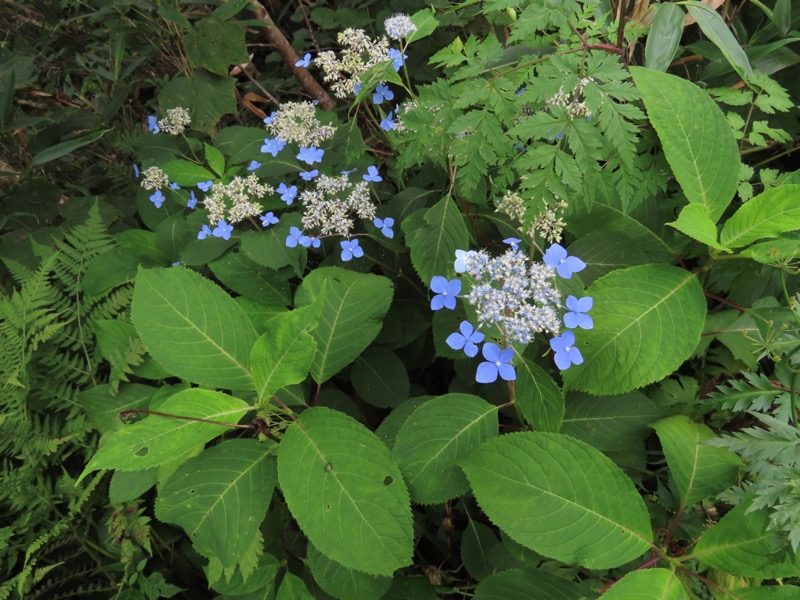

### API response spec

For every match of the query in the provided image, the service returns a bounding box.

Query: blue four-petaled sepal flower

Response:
[503,237,522,251]
[263,112,275,124]
[373,83,394,105]
[476,343,516,383]
[430,276,461,311]
[564,295,593,330]
[197,224,212,240]
[549,330,584,370]
[197,180,213,192]
[295,52,311,68]
[187,191,198,209]
[388,48,407,71]
[299,169,319,181]
[446,321,485,358]
[147,115,160,134]
[247,160,261,171]
[380,112,395,131]
[260,212,279,227]
[373,217,394,239]
[212,220,233,240]
[543,243,586,279]
[363,166,382,183]
[297,146,324,165]
[340,239,364,261]
[169,182,180,190]
[149,190,164,208]
[285,226,304,248]
[261,137,287,157]
[277,182,298,205]
[454,249,476,273]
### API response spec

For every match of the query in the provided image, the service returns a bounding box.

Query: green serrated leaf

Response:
[407,8,439,43]
[599,569,687,599]
[209,250,291,306]
[155,439,276,567]
[563,265,706,395]
[652,415,741,509]
[277,572,314,600]
[630,67,739,222]
[131,267,258,390]
[78,389,250,482]
[692,499,800,578]
[462,433,652,569]
[720,184,800,248]
[205,143,226,177]
[515,351,564,432]
[474,567,592,600]
[295,267,394,384]
[668,203,731,251]
[184,18,249,77]
[241,222,305,276]
[409,197,469,284]
[392,393,498,504]
[159,71,236,133]
[277,407,413,575]
[306,543,392,600]
[250,303,321,404]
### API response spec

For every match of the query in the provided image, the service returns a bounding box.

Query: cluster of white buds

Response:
[529,198,569,243]
[315,29,390,98]
[264,101,336,147]
[299,173,375,237]
[384,14,417,40]
[495,190,526,224]
[157,107,192,135]
[203,175,273,225]
[140,166,170,191]
[545,77,593,119]
[462,249,562,344]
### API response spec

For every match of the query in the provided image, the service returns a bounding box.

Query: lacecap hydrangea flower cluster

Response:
[431,242,593,383]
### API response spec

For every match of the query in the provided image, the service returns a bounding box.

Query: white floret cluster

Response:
[140,166,170,191]
[157,107,192,135]
[315,29,390,98]
[299,173,375,237]
[264,101,336,147]
[203,175,273,226]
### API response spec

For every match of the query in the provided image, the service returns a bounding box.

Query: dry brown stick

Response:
[238,0,335,110]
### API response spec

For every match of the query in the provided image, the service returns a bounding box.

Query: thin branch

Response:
[237,0,335,110]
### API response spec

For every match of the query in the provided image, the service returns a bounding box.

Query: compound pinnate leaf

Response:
[630,67,738,222]
[693,500,800,578]
[652,415,740,509]
[461,432,652,569]
[295,267,393,384]
[392,393,498,504]
[563,265,706,395]
[78,389,250,483]
[155,439,276,567]
[131,267,258,390]
[277,407,413,575]
[306,543,392,600]
[600,569,687,599]
[720,184,800,248]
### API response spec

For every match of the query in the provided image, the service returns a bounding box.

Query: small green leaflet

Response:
[409,196,469,284]
[720,184,800,248]
[599,569,687,599]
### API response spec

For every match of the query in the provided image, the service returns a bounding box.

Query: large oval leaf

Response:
[155,439,276,567]
[461,433,653,569]
[600,569,687,599]
[277,407,413,575]
[306,543,392,600]
[563,264,706,395]
[630,67,739,222]
[131,267,258,390]
[720,184,800,248]
[78,389,250,482]
[392,393,498,504]
[295,267,394,384]
[652,415,740,509]
[692,500,800,578]
[474,567,592,599]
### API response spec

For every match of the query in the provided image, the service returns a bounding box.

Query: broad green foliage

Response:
[473,567,592,599]
[630,67,739,222]
[462,433,653,568]
[131,267,258,390]
[652,415,741,509]
[155,439,277,567]
[408,196,469,283]
[600,569,687,599]
[514,351,564,432]
[563,265,706,395]
[277,407,413,575]
[392,393,498,504]
[721,184,800,248]
[78,389,250,481]
[183,18,249,77]
[306,543,393,600]
[159,70,236,133]
[295,267,394,383]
